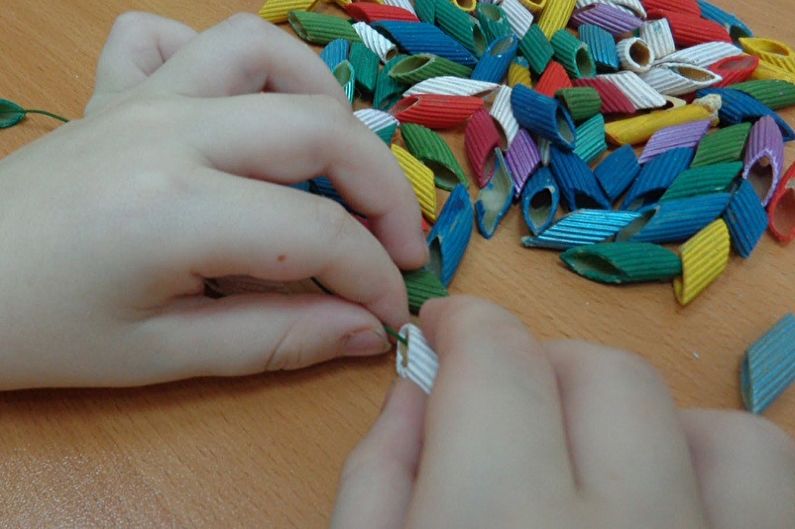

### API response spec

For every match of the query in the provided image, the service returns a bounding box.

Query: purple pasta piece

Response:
[570,4,643,37]
[638,119,712,164]
[506,129,542,197]
[742,115,785,206]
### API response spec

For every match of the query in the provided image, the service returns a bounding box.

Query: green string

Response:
[24,109,70,123]
[384,325,408,346]
[1,98,70,129]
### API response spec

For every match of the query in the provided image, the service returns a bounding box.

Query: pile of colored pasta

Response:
[259,0,795,309]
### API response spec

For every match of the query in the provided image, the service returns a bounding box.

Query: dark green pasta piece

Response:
[518,24,554,75]
[560,242,683,284]
[404,268,449,314]
[401,123,469,190]
[731,79,795,110]
[349,43,380,94]
[556,87,602,121]
[288,11,361,45]
[374,54,410,110]
[690,122,752,168]
[389,54,473,84]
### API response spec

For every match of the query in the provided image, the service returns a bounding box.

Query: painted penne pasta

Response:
[537,0,577,39]
[740,313,795,415]
[309,176,347,207]
[622,147,694,210]
[710,55,759,88]
[521,166,560,235]
[594,145,640,202]
[537,137,553,166]
[511,85,578,149]
[465,107,502,187]
[556,87,602,122]
[288,11,361,44]
[561,242,682,284]
[349,43,380,93]
[374,54,411,110]
[723,180,769,258]
[646,8,732,47]
[393,94,484,129]
[522,209,642,249]
[374,21,477,66]
[691,122,752,168]
[598,71,666,110]
[396,323,438,394]
[643,0,700,15]
[639,119,712,164]
[354,108,400,144]
[476,149,515,238]
[519,0,547,12]
[345,2,419,22]
[319,39,350,70]
[258,0,317,24]
[768,161,795,244]
[501,0,536,38]
[333,61,356,104]
[732,80,795,110]
[508,57,534,88]
[661,161,743,201]
[574,113,607,165]
[743,116,785,205]
[641,62,722,96]
[401,123,469,190]
[740,37,795,74]
[426,184,474,285]
[660,41,743,69]
[352,22,399,63]
[750,60,795,85]
[617,37,655,73]
[673,219,731,306]
[433,0,488,56]
[389,54,473,84]
[490,85,521,147]
[507,129,542,196]
[697,87,795,141]
[391,143,438,221]
[403,269,449,314]
[550,146,611,210]
[403,76,499,97]
[639,19,676,61]
[476,3,514,43]
[551,29,596,79]
[573,77,636,114]
[382,0,417,15]
[535,61,573,97]
[472,35,519,82]
[518,24,554,74]
[570,3,643,37]
[575,0,646,18]
[413,0,436,24]
[697,0,753,40]
[578,23,619,72]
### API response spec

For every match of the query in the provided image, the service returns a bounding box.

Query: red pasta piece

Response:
[642,0,701,16]
[422,217,432,232]
[710,55,760,88]
[534,61,573,98]
[345,3,419,22]
[573,77,636,114]
[768,161,795,244]
[392,94,484,129]
[465,107,502,188]
[647,9,731,47]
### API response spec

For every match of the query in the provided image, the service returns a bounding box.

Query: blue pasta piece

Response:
[573,113,607,165]
[741,313,795,415]
[577,24,619,72]
[521,166,560,236]
[594,145,640,202]
[723,179,769,258]
[697,0,753,40]
[696,88,795,142]
[621,147,694,210]
[549,146,611,211]
[427,184,474,286]
[511,85,577,150]
[471,35,519,83]
[522,209,642,250]
[616,192,731,244]
[320,39,350,70]
[309,176,346,206]
[290,181,312,192]
[374,21,477,66]
[475,149,514,239]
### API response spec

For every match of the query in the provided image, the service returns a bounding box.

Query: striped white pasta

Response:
[490,84,520,146]
[352,21,399,63]
[575,0,645,17]
[382,0,417,15]
[403,76,500,97]
[617,37,655,73]
[658,41,744,68]
[501,0,535,37]
[641,62,722,96]
[598,71,667,109]
[640,19,675,60]
[396,324,439,394]
[354,108,399,132]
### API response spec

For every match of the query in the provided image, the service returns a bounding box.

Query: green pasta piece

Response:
[661,162,743,201]
[404,268,449,314]
[690,122,752,168]
[333,61,356,104]
[414,0,436,24]
[550,29,595,79]
[374,54,410,111]
[560,242,683,284]
[401,123,469,190]
[573,113,607,165]
[732,79,795,110]
[349,43,379,94]
[434,0,487,56]
[518,24,554,75]
[389,54,473,84]
[556,87,602,121]
[288,11,361,45]
[476,4,513,43]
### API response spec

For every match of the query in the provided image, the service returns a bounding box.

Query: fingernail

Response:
[344,328,392,356]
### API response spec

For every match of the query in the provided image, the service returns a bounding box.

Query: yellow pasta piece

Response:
[508,61,533,88]
[674,219,730,306]
[520,0,547,12]
[391,144,438,221]
[605,95,721,145]
[750,60,795,84]
[258,0,318,23]
[538,0,577,39]
[452,0,479,13]
[740,37,795,74]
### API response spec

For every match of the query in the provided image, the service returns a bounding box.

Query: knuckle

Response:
[112,11,152,33]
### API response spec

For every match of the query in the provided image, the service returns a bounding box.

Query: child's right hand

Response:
[0,13,428,389]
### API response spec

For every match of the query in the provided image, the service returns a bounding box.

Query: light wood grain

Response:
[0,1,793,527]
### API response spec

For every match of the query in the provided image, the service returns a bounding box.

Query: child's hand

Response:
[332,297,795,529]
[0,13,427,389]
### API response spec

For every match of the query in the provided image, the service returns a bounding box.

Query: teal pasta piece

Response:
[401,123,469,190]
[354,108,400,144]
[511,85,577,150]
[288,11,361,45]
[333,61,356,104]
[471,35,519,83]
[432,0,488,57]
[374,54,410,110]
[594,145,640,203]
[556,87,602,122]
[549,145,611,210]
[475,149,514,238]
[741,313,795,415]
[320,39,350,70]
[403,268,449,314]
[573,113,607,165]
[697,0,753,41]
[518,24,554,75]
[427,184,474,285]
[414,0,436,23]
[616,193,731,244]
[550,29,596,79]
[374,21,477,66]
[621,147,694,210]
[476,3,513,43]
[522,209,642,250]
[521,166,560,236]
[577,23,619,72]
[731,80,795,111]
[349,43,380,93]
[560,242,683,284]
[661,161,743,201]
[723,179,769,258]
[389,54,473,84]
[690,122,752,168]
[696,88,795,142]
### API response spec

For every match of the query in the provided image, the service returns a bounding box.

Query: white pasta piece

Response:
[352,21,398,63]
[382,0,417,14]
[490,84,520,146]
[575,0,646,18]
[403,76,500,97]
[658,41,744,68]
[354,108,399,132]
[597,71,667,110]
[641,62,723,96]
[501,0,535,38]
[617,37,656,73]
[396,324,438,395]
[639,19,675,60]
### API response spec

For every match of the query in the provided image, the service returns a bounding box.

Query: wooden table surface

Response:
[1,1,793,527]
